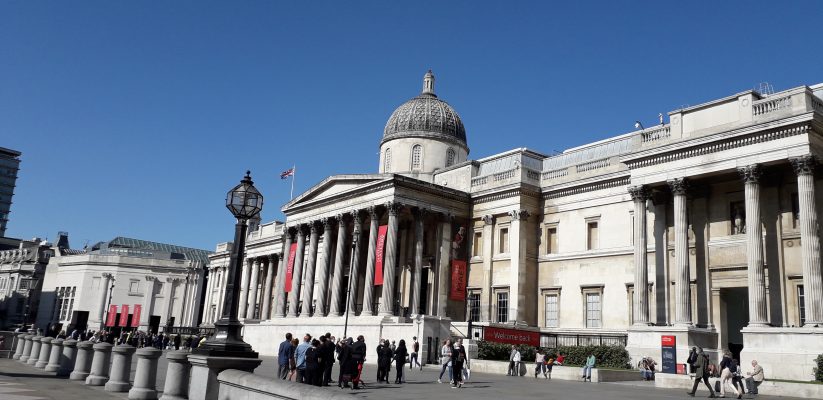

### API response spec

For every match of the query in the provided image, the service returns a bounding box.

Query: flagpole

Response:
[290,164,296,200]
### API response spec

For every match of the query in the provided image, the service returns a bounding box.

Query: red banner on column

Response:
[374,225,388,285]
[131,304,142,327]
[106,305,118,327]
[449,260,467,301]
[285,243,298,293]
[119,305,130,327]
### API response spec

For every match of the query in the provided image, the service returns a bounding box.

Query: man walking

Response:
[295,333,312,383]
[322,333,335,386]
[507,345,521,376]
[410,336,422,371]
[277,333,294,380]
[687,347,716,398]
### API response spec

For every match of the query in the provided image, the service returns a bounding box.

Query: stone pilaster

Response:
[288,226,308,317]
[347,210,364,316]
[329,215,348,316]
[163,277,176,324]
[97,273,113,327]
[246,258,261,318]
[141,276,156,327]
[480,215,494,322]
[410,208,426,316]
[791,155,823,326]
[379,202,401,316]
[362,207,380,315]
[436,213,453,317]
[238,258,253,319]
[217,267,227,319]
[668,178,692,326]
[629,185,651,325]
[301,223,320,317]
[260,254,276,320]
[508,209,529,324]
[315,218,333,317]
[203,268,215,322]
[273,227,293,318]
[739,164,769,327]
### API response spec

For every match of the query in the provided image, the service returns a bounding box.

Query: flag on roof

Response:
[280,167,295,179]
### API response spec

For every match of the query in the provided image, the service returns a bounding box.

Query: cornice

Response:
[471,185,541,205]
[543,176,630,200]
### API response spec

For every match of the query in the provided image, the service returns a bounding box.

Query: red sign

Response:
[119,305,130,327]
[106,305,118,327]
[285,243,297,293]
[483,326,540,347]
[449,260,467,301]
[131,305,142,327]
[374,225,388,285]
[661,335,676,346]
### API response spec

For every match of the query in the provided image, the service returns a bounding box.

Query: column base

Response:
[188,354,262,400]
[105,380,131,392]
[85,374,109,386]
[741,326,823,381]
[69,371,89,381]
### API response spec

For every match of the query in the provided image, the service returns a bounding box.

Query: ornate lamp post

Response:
[197,171,263,357]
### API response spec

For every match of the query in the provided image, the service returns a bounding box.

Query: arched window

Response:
[411,145,422,170]
[446,148,456,167]
[383,148,392,172]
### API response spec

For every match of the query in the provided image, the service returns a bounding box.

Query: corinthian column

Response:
[362,207,380,315]
[288,226,308,317]
[410,208,426,316]
[668,178,692,326]
[379,202,401,316]
[791,155,823,326]
[97,273,113,327]
[329,215,348,316]
[301,223,320,317]
[629,185,651,325]
[347,211,364,316]
[273,228,294,318]
[141,276,156,327]
[315,218,333,316]
[739,164,769,327]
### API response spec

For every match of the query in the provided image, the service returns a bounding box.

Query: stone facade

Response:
[205,72,823,380]
[0,237,52,329]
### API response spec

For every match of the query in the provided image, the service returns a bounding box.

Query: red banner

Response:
[661,335,676,347]
[285,243,297,293]
[131,304,142,327]
[119,305,130,327]
[449,260,467,301]
[374,225,388,285]
[106,304,118,327]
[483,326,540,347]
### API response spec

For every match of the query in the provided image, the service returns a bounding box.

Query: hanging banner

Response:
[131,304,142,327]
[374,225,388,285]
[106,305,118,327]
[285,242,298,293]
[119,305,130,327]
[450,260,467,301]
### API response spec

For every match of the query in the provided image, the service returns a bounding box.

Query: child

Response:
[543,355,553,379]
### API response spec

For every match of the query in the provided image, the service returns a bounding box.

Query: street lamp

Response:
[343,233,359,339]
[22,278,40,333]
[197,171,263,357]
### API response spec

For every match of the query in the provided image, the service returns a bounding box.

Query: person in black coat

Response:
[349,335,367,389]
[337,338,352,388]
[393,339,408,384]
[322,333,335,386]
[305,339,322,386]
[451,339,468,388]
[377,340,393,383]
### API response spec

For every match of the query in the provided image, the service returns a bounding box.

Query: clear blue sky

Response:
[2,1,821,251]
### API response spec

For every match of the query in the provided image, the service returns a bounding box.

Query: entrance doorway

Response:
[721,287,749,361]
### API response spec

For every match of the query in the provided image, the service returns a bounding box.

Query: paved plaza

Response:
[0,353,805,400]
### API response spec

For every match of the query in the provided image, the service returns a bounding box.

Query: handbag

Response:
[463,367,471,381]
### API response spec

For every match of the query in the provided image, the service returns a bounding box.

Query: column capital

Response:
[738,164,762,183]
[413,207,428,219]
[508,209,530,221]
[320,217,333,230]
[667,177,690,196]
[627,185,650,202]
[102,273,114,280]
[385,201,402,216]
[350,209,362,225]
[790,155,817,176]
[482,214,494,225]
[309,222,319,234]
[284,226,297,240]
[144,275,156,282]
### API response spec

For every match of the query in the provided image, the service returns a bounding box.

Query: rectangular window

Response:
[472,232,482,257]
[799,285,806,326]
[497,292,509,323]
[129,280,140,293]
[792,193,800,228]
[546,227,557,254]
[498,228,509,254]
[545,294,558,327]
[92,276,101,290]
[19,279,30,290]
[468,292,481,322]
[586,292,602,328]
[587,222,599,250]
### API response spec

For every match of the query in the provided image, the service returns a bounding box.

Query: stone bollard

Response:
[159,351,190,400]
[45,338,64,372]
[70,341,94,381]
[128,347,161,400]
[35,337,53,368]
[58,339,78,377]
[27,336,43,365]
[85,342,113,386]
[105,345,137,392]
[13,332,26,359]
[19,334,34,363]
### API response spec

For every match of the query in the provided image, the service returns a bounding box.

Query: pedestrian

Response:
[507,345,520,376]
[377,340,391,383]
[289,338,299,381]
[305,339,321,386]
[410,336,422,371]
[295,334,312,384]
[581,354,595,382]
[451,338,467,388]
[687,347,716,398]
[438,339,452,384]
[322,333,335,386]
[730,358,745,398]
[638,356,655,381]
[394,339,408,384]
[278,333,294,380]
[390,340,396,353]
[718,351,740,398]
[534,348,545,378]
[543,354,553,379]
[337,338,351,388]
[744,360,764,395]
[687,347,698,375]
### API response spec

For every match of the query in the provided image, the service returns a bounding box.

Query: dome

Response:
[382,70,467,150]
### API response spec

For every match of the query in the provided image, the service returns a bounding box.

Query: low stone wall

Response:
[654,372,823,398]
[467,359,640,383]
[217,369,358,400]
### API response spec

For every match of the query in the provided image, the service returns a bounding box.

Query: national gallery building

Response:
[205,71,823,381]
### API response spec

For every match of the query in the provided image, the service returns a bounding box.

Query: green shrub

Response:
[475,340,630,369]
[815,354,823,382]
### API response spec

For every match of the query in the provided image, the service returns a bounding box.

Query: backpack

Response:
[457,347,466,363]
[687,351,697,366]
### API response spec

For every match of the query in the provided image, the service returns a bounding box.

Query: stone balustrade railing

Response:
[640,125,671,143]
[576,157,611,173]
[752,94,792,116]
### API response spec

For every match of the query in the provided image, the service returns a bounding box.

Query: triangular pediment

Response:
[283,174,392,211]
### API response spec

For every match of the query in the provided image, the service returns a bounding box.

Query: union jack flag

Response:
[280,167,295,179]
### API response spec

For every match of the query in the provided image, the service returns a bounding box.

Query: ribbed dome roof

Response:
[382,71,467,148]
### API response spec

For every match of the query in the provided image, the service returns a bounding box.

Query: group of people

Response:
[687,347,765,398]
[277,332,343,387]
[436,338,469,388]
[507,345,570,379]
